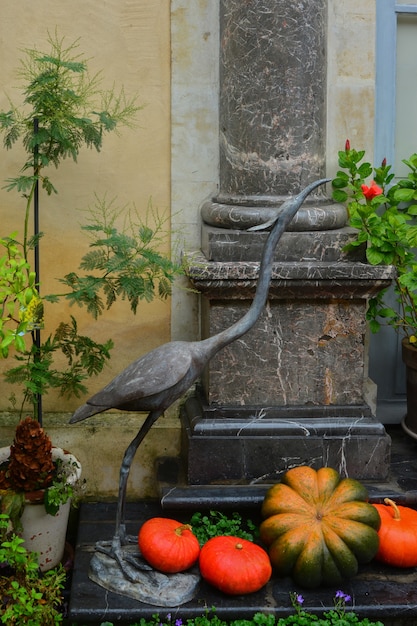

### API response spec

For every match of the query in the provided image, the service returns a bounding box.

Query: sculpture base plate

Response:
[89,545,200,607]
[181,394,391,484]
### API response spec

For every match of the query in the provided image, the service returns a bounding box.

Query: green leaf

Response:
[332,172,349,186]
[366,247,386,265]
[393,187,416,202]
[368,319,381,333]
[378,307,397,319]
[406,204,417,216]
[332,188,348,203]
[357,162,373,177]
[43,490,60,516]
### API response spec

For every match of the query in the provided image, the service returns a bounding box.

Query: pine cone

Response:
[7,417,55,492]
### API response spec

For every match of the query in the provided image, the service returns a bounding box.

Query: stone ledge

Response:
[71,502,417,625]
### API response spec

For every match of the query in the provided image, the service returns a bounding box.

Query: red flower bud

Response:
[361,180,383,200]
[381,157,387,168]
[345,139,351,152]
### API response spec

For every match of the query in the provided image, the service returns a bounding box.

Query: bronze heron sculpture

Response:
[70,178,329,579]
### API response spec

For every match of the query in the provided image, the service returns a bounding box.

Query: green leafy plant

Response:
[96,593,385,626]
[189,510,259,546]
[332,140,417,342]
[0,513,66,625]
[0,234,41,357]
[44,456,84,516]
[277,591,384,626]
[0,32,181,419]
[61,195,179,318]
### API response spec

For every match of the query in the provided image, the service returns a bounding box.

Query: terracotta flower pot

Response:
[0,446,81,571]
[401,338,417,439]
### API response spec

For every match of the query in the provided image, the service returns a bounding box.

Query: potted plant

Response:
[0,32,182,571]
[0,417,81,572]
[332,140,417,437]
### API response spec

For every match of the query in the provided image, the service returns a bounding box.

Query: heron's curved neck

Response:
[201,224,283,354]
[201,179,328,358]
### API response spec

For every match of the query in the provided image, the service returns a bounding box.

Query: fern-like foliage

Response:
[5,316,113,415]
[60,196,183,317]
[0,29,141,262]
[1,30,140,182]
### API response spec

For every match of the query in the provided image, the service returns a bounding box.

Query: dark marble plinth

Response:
[69,427,417,626]
[184,249,395,485]
[181,393,391,484]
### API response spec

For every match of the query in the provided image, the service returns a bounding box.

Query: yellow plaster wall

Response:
[327,0,376,175]
[0,1,172,414]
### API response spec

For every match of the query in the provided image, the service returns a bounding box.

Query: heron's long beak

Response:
[247,178,331,232]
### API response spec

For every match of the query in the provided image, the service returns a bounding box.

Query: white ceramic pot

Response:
[0,446,81,571]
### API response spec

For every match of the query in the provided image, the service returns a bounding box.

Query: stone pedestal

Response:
[182,242,394,483]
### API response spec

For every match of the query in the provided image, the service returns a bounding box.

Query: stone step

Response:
[158,425,417,510]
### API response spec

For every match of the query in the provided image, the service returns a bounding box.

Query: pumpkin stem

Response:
[384,497,401,521]
[175,523,193,536]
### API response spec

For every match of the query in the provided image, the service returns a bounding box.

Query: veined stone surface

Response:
[219,0,327,198]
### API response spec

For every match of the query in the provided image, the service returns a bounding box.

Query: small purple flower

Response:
[296,594,304,605]
[175,620,183,626]
[335,590,351,602]
[166,614,172,622]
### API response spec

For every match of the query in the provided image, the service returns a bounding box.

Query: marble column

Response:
[219,0,326,197]
[181,0,393,485]
[202,0,346,236]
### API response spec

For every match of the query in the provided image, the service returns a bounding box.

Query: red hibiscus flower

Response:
[361,180,383,200]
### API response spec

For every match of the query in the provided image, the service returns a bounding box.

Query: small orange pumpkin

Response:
[138,517,200,573]
[199,536,272,595]
[373,498,417,567]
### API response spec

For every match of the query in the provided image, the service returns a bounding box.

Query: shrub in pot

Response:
[332,142,417,437]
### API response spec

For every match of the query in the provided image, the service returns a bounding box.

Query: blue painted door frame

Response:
[372,1,417,422]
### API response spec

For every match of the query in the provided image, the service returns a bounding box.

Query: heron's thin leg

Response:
[114,410,162,543]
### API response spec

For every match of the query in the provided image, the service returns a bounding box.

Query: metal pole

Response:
[33,117,42,425]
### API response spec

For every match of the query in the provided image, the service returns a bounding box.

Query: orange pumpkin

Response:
[138,517,200,573]
[373,498,417,567]
[199,536,272,595]
[260,465,381,588]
